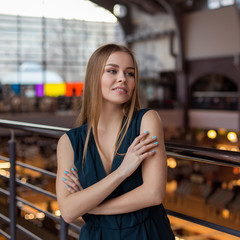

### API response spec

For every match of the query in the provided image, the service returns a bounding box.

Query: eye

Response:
[108,69,117,74]
[126,72,135,77]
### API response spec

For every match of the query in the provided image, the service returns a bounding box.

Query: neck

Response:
[98,102,124,132]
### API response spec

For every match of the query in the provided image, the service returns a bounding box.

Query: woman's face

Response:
[101,51,135,106]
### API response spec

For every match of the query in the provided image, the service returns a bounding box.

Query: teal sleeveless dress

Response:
[66,109,175,240]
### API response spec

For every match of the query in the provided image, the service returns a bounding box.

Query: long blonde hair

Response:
[77,44,140,165]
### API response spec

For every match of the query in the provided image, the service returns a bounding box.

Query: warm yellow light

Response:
[227,132,238,143]
[231,147,239,151]
[237,179,240,186]
[207,130,217,139]
[0,169,10,177]
[36,212,45,219]
[218,128,227,135]
[0,162,10,169]
[25,213,35,220]
[175,237,185,240]
[222,209,230,219]
[166,180,177,193]
[21,178,27,183]
[28,213,35,219]
[218,146,226,150]
[55,210,61,217]
[167,158,177,168]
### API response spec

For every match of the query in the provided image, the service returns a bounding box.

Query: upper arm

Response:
[140,110,167,202]
[56,133,75,207]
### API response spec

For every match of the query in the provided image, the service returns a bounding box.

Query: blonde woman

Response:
[56,44,175,239]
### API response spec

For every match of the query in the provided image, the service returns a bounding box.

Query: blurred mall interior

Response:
[0,0,240,239]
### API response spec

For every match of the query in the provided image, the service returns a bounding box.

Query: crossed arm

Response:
[56,110,167,222]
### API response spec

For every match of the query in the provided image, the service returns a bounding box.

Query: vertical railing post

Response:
[9,130,16,240]
[60,216,68,240]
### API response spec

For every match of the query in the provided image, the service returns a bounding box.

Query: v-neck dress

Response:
[66,109,175,240]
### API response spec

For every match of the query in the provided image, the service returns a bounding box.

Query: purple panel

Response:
[36,84,44,97]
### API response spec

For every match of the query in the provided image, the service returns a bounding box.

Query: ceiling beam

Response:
[130,0,166,14]
[89,0,134,35]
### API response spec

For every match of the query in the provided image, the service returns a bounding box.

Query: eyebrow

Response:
[105,64,135,70]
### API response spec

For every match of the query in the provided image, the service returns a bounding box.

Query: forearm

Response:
[57,130,159,222]
[57,169,125,222]
[89,184,164,215]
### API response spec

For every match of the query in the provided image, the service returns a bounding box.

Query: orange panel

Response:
[65,82,84,96]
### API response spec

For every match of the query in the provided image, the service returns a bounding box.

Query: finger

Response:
[68,179,81,191]
[71,167,79,178]
[137,141,158,155]
[64,168,78,176]
[64,179,80,192]
[62,177,81,191]
[70,168,81,187]
[134,136,157,151]
[64,169,82,190]
[131,131,149,147]
[66,184,76,193]
[139,149,156,161]
[69,173,82,189]
[68,169,79,182]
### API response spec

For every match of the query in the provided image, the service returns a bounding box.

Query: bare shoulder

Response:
[58,133,71,148]
[141,109,163,129]
[58,133,71,146]
[57,133,73,159]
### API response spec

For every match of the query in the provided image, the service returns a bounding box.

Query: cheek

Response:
[101,77,109,92]
[129,80,136,92]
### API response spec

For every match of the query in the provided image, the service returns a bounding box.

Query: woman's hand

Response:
[118,131,158,178]
[62,167,83,193]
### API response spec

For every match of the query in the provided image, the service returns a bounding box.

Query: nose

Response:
[117,71,127,83]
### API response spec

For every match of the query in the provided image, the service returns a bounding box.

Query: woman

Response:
[56,44,175,239]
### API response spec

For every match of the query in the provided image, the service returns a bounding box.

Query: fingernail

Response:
[64,171,69,174]
[66,185,69,188]
[72,167,75,171]
[144,130,149,133]
[154,142,158,145]
[62,177,66,181]
[152,150,156,153]
[152,136,157,139]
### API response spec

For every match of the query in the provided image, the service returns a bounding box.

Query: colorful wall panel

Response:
[36,84,44,97]
[65,82,84,96]
[11,84,21,95]
[44,83,66,97]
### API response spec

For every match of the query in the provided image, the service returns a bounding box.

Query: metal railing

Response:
[0,118,240,239]
[0,120,80,240]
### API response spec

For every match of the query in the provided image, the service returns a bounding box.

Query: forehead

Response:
[105,51,134,67]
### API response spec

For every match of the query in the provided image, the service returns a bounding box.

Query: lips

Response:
[112,86,127,93]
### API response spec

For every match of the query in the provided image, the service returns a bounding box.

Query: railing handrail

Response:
[166,142,240,167]
[1,118,240,238]
[1,118,240,168]
[0,119,69,132]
